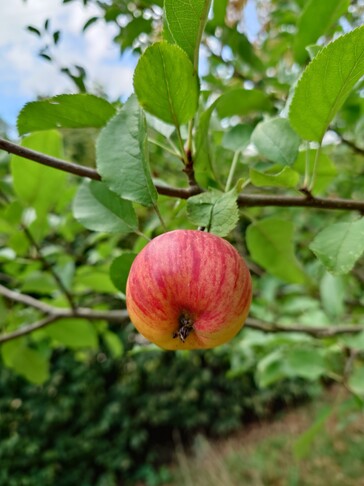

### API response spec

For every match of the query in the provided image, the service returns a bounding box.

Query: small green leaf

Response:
[74,266,116,294]
[289,26,364,142]
[251,118,300,165]
[285,348,326,381]
[310,218,364,275]
[103,331,124,358]
[250,166,300,188]
[293,0,350,64]
[96,95,157,207]
[293,406,333,460]
[246,217,307,284]
[320,272,346,320]
[222,124,253,152]
[110,252,137,293]
[164,0,210,66]
[2,340,49,385]
[73,180,138,234]
[44,319,98,349]
[11,130,66,217]
[133,42,199,125]
[17,94,116,135]
[348,365,364,395]
[186,189,239,237]
[215,89,273,118]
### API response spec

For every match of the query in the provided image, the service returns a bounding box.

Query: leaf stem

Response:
[225,150,241,192]
[153,203,167,230]
[309,145,322,192]
[303,142,311,188]
[148,138,182,158]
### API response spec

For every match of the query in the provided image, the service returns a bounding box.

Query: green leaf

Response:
[110,252,137,293]
[215,89,273,118]
[309,218,364,275]
[195,89,272,187]
[2,340,49,385]
[44,319,98,349]
[293,406,333,460]
[250,166,300,188]
[251,118,300,165]
[289,26,364,142]
[74,266,116,294]
[348,365,364,395]
[293,150,337,195]
[73,180,138,234]
[320,272,346,320]
[133,42,199,125]
[222,124,253,152]
[285,348,326,381]
[17,94,116,135]
[293,0,350,64]
[96,95,157,207]
[186,189,239,237]
[10,130,67,217]
[256,349,285,388]
[246,217,307,284]
[164,0,210,66]
[103,331,124,358]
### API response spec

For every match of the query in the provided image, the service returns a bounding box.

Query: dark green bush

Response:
[0,332,319,486]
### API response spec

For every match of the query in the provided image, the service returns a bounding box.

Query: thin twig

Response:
[2,137,364,212]
[21,225,77,310]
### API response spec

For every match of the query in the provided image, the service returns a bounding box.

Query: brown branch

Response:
[2,137,364,212]
[245,317,364,338]
[1,284,364,344]
[0,283,130,343]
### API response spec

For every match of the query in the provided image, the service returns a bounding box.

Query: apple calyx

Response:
[172,311,194,343]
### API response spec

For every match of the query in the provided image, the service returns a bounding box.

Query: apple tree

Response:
[0,0,364,413]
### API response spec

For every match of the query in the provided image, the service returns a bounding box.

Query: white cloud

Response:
[0,0,136,127]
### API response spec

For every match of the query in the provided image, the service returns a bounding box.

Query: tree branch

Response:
[1,284,364,344]
[2,137,364,212]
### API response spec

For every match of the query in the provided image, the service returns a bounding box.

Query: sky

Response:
[0,0,136,133]
[0,0,260,136]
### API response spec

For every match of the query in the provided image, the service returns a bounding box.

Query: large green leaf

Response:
[96,95,157,207]
[293,0,350,64]
[73,180,138,234]
[10,130,67,217]
[164,0,211,66]
[2,339,49,385]
[246,217,307,284]
[17,94,116,135]
[133,42,199,125]
[250,166,300,189]
[44,319,98,349]
[310,218,364,275]
[186,189,239,237]
[289,26,364,142]
[251,118,300,165]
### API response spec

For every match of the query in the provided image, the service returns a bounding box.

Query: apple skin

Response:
[126,230,252,350]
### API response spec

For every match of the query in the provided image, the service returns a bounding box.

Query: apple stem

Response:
[173,312,194,343]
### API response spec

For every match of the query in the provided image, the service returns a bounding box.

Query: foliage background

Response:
[0,0,364,484]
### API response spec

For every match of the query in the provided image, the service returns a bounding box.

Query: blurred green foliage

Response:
[0,332,319,486]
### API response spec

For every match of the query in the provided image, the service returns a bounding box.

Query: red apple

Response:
[126,229,252,350]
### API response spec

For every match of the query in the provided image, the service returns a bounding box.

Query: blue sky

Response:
[0,0,260,136]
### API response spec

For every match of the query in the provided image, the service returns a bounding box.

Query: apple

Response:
[126,229,252,350]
